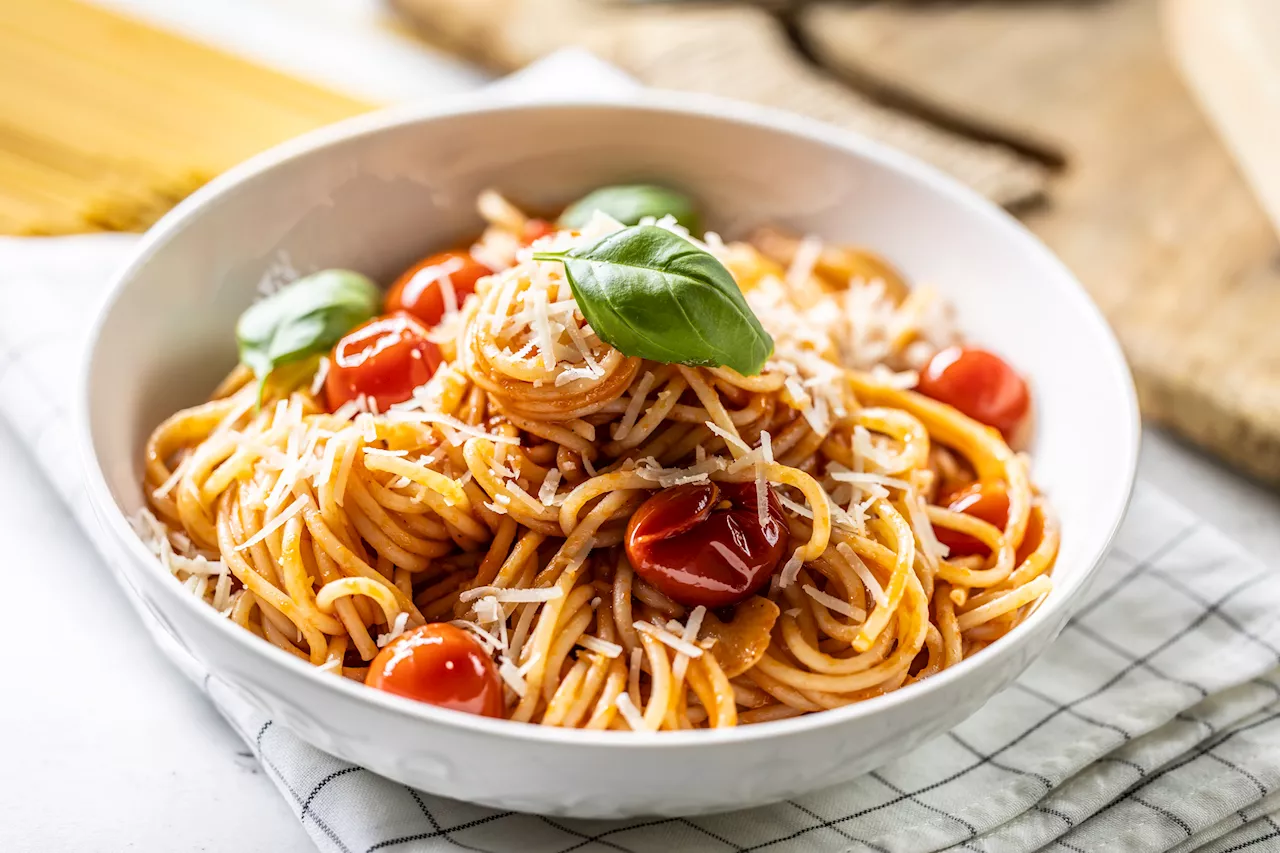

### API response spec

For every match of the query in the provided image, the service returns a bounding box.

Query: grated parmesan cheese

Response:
[363,447,408,458]
[578,635,624,659]
[908,493,950,563]
[836,541,887,607]
[309,357,330,397]
[613,692,646,731]
[705,420,750,454]
[375,611,410,648]
[356,412,377,443]
[785,234,822,290]
[538,468,562,506]
[450,618,505,653]
[802,584,867,622]
[634,620,703,658]
[330,399,362,423]
[459,586,563,604]
[151,456,189,501]
[613,371,655,442]
[234,495,307,552]
[498,658,528,697]
[829,470,911,492]
[383,411,521,446]
[779,551,805,589]
[333,430,359,506]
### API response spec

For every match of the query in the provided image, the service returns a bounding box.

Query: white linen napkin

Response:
[3,52,1280,853]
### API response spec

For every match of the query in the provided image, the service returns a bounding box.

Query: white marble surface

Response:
[3,419,1274,853]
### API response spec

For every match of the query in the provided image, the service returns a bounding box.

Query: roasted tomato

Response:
[324,312,441,412]
[934,480,1010,558]
[624,481,788,608]
[917,346,1030,438]
[365,623,503,717]
[385,250,490,327]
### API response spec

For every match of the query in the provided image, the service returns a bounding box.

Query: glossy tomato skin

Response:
[934,480,1010,558]
[365,623,504,717]
[625,481,788,608]
[917,346,1030,438]
[324,312,441,412]
[385,250,490,327]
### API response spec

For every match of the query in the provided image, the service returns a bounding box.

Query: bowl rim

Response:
[78,86,1141,750]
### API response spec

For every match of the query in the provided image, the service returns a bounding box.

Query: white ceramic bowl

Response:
[79,91,1139,818]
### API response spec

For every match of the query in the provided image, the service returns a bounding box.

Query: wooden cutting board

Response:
[793,0,1280,488]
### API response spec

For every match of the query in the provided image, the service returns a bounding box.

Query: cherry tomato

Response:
[522,218,555,244]
[386,250,490,327]
[934,480,1010,558]
[625,481,788,608]
[365,623,504,717]
[324,312,441,412]
[1015,506,1044,566]
[917,346,1030,438]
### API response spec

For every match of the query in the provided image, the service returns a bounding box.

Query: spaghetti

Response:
[138,187,1057,731]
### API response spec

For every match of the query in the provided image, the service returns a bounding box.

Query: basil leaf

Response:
[236,269,381,392]
[535,225,773,376]
[558,184,700,233]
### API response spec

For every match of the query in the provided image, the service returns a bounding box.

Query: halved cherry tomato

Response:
[917,346,1030,438]
[934,480,1010,558]
[625,481,788,608]
[385,250,490,327]
[365,623,503,717]
[934,480,1043,564]
[324,312,441,412]
[522,218,555,244]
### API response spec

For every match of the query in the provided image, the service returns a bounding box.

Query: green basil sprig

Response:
[534,225,773,376]
[236,269,381,398]
[558,184,700,234]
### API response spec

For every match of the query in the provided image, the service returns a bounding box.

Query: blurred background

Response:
[3,0,1278,492]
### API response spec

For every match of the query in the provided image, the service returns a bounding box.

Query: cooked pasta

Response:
[136,186,1057,730]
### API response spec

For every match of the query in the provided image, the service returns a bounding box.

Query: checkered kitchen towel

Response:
[4,53,1280,853]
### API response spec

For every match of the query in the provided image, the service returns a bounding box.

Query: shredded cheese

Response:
[309,357,329,397]
[785,234,822,290]
[578,635,623,659]
[458,586,563,604]
[802,584,867,622]
[836,541,887,607]
[613,693,646,731]
[233,495,306,552]
[634,620,703,658]
[705,420,750,454]
[333,431,359,506]
[613,371,655,442]
[539,468,562,506]
[383,411,521,446]
[498,658,528,697]
[375,611,410,648]
[779,551,804,589]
